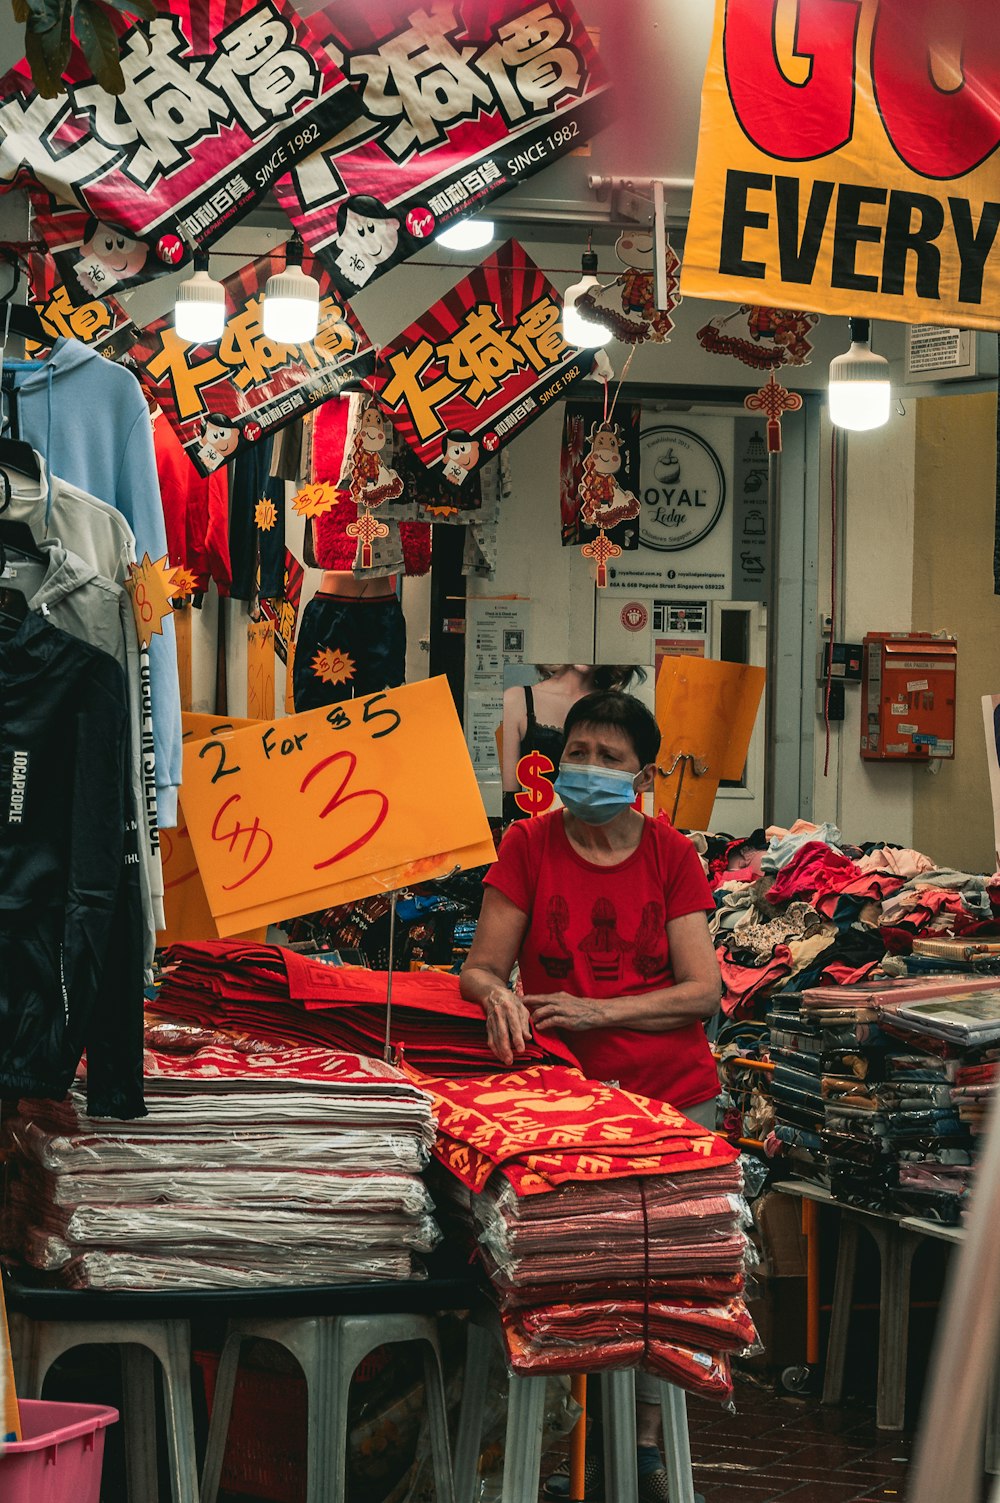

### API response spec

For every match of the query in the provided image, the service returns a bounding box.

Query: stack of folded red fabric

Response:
[411,1065,757,1400]
[156,941,577,1074]
[2,1032,441,1290]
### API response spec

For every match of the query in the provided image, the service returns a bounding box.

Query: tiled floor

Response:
[538,1377,914,1502]
[687,1380,911,1502]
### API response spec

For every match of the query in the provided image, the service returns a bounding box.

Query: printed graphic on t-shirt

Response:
[536,893,673,988]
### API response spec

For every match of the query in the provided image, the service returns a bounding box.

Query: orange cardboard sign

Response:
[655,657,765,830]
[181,677,496,935]
[159,715,267,947]
[246,619,276,722]
[125,553,180,651]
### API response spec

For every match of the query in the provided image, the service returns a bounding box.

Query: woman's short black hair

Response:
[562,691,661,768]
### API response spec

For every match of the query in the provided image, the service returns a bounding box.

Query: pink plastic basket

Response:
[0,1399,119,1503]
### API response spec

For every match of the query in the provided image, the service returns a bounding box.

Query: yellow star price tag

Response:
[292,483,340,519]
[126,553,180,651]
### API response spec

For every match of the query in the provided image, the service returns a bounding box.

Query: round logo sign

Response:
[481,431,500,453]
[242,420,262,444]
[620,602,649,633]
[156,233,185,266]
[639,426,726,553]
[406,206,436,239]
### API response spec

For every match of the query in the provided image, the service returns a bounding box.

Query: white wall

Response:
[811,407,917,846]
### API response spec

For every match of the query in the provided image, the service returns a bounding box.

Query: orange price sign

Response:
[181,677,496,936]
[514,750,556,816]
[125,553,179,651]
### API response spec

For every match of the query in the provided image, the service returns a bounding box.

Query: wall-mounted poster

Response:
[683,0,1000,330]
[0,0,363,302]
[275,0,612,300]
[366,239,590,482]
[128,247,375,477]
[602,415,736,598]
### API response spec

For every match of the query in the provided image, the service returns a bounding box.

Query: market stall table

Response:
[773,1178,999,1456]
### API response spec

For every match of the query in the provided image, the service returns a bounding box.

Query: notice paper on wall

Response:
[181,677,495,934]
[465,597,529,787]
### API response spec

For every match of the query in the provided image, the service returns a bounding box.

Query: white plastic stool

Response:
[9,1311,199,1503]
[200,1310,455,1503]
[454,1314,698,1503]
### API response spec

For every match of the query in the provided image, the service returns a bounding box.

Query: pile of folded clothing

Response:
[2,1030,440,1289]
[708,820,1000,1020]
[413,1064,756,1401]
[155,941,577,1075]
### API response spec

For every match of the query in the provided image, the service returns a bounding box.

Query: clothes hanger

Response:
[0,472,44,570]
[0,301,41,483]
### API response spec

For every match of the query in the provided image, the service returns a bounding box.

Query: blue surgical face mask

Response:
[553,762,639,825]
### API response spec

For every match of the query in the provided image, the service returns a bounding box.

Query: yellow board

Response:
[157,715,267,947]
[246,619,275,721]
[0,1277,20,1442]
[181,677,496,935]
[655,656,765,830]
[174,603,193,714]
[682,0,1000,330]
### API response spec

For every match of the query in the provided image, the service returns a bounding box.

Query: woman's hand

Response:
[484,986,533,1066]
[524,992,605,1033]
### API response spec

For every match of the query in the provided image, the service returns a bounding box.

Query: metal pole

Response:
[762,450,782,826]
[383,888,398,1063]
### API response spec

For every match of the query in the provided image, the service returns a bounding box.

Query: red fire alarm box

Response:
[861,634,957,761]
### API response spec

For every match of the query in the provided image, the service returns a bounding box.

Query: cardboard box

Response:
[753,1191,809,1278]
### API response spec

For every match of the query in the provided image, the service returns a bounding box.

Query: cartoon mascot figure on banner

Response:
[697,305,819,369]
[339,400,404,509]
[580,421,641,532]
[574,230,682,345]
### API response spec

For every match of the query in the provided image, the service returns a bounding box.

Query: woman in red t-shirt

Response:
[462,691,721,1114]
[461,690,723,1501]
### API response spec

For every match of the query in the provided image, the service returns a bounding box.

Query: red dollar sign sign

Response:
[514,751,556,816]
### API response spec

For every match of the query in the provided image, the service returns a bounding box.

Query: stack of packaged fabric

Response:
[2,1032,440,1289]
[156,941,576,1074]
[766,977,1000,1218]
[412,1064,757,1401]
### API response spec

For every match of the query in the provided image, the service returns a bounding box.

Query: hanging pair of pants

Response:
[293,592,407,712]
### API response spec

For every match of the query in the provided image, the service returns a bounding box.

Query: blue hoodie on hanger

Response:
[4,338,182,827]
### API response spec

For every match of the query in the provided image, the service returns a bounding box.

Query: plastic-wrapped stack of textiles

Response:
[1,1027,440,1289]
[765,975,1000,1219]
[155,941,577,1074]
[412,1064,758,1402]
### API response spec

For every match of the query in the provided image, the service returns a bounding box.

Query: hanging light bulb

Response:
[435,218,495,252]
[174,253,226,343]
[828,317,891,431]
[263,234,320,344]
[561,247,613,348]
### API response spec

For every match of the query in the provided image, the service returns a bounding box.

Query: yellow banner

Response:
[181,678,495,936]
[683,0,1000,330]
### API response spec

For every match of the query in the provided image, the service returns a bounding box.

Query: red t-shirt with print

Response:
[484,811,719,1109]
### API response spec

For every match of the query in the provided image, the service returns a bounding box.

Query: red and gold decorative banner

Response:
[128,248,375,477]
[2,0,363,303]
[275,0,612,302]
[366,238,590,479]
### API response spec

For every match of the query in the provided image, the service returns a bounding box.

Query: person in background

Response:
[462,690,722,1502]
[501,664,644,823]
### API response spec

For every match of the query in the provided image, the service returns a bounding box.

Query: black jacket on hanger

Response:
[0,611,145,1117]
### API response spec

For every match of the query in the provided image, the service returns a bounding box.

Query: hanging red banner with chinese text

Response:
[365,238,590,479]
[0,0,363,302]
[127,247,376,478]
[274,0,612,302]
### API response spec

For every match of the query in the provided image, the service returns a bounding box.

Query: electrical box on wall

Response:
[861,634,957,761]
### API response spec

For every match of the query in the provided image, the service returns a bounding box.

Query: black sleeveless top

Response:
[520,685,564,777]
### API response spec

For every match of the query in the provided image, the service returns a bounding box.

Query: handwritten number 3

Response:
[301,750,388,870]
